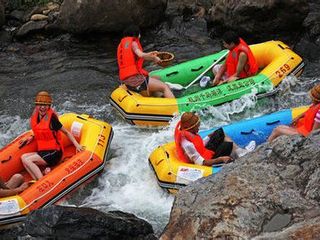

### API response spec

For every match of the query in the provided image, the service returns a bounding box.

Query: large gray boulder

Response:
[209,0,309,38]
[161,131,320,239]
[56,0,167,33]
[25,205,156,239]
[0,0,5,27]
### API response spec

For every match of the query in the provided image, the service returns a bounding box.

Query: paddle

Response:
[166,51,229,90]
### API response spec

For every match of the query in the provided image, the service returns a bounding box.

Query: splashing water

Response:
[67,124,175,235]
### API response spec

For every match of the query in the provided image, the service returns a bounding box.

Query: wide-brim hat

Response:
[180,112,200,131]
[35,91,52,105]
[309,84,320,103]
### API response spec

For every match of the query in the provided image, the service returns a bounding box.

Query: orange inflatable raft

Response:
[0,113,113,225]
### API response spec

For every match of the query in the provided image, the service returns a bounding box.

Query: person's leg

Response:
[147,77,175,98]
[5,174,24,189]
[212,64,221,76]
[224,134,239,150]
[268,125,299,143]
[21,153,47,180]
[224,134,256,158]
[214,142,233,158]
[212,64,228,86]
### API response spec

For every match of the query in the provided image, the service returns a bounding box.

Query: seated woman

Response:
[21,91,83,180]
[117,25,174,98]
[212,31,258,86]
[268,84,320,142]
[174,112,255,166]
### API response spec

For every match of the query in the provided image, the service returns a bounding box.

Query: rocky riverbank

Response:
[0,205,157,239]
[0,0,320,62]
[161,130,320,239]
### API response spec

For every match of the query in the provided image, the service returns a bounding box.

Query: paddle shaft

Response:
[184,51,229,90]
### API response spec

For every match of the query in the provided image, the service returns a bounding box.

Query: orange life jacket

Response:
[225,38,258,78]
[30,108,63,152]
[296,103,320,136]
[174,121,214,163]
[117,37,149,80]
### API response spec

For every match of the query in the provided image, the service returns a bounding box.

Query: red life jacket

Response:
[30,108,63,152]
[174,121,214,163]
[225,38,258,78]
[117,37,149,80]
[296,103,320,136]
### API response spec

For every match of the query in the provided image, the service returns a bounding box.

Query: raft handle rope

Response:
[0,116,106,216]
[128,51,300,108]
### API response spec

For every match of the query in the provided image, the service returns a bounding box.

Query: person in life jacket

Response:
[174,112,256,166]
[268,84,320,142]
[212,31,258,86]
[117,25,174,98]
[21,91,84,180]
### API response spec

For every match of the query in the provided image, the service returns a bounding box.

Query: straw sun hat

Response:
[35,91,52,105]
[180,112,200,130]
[310,84,320,103]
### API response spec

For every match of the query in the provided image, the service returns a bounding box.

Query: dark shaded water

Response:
[0,33,319,234]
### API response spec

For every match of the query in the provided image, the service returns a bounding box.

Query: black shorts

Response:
[126,76,149,92]
[205,128,233,158]
[38,150,62,166]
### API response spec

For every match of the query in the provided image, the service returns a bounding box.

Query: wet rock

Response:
[31,14,48,21]
[253,216,320,239]
[0,29,13,46]
[303,0,320,39]
[161,131,320,239]
[295,38,320,62]
[56,0,166,33]
[8,10,25,22]
[16,20,48,37]
[0,0,4,27]
[208,0,309,39]
[169,16,210,44]
[166,0,211,16]
[0,222,28,239]
[46,2,60,12]
[25,205,156,240]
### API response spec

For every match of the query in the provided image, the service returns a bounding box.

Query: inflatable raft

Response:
[110,41,304,126]
[148,106,308,193]
[0,113,113,225]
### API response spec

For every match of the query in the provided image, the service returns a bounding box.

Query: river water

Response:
[0,33,319,235]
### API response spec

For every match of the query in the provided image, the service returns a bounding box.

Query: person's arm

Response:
[313,121,320,131]
[312,110,320,131]
[181,139,205,165]
[227,52,247,82]
[132,42,161,63]
[203,156,232,166]
[0,178,8,189]
[0,183,29,198]
[60,126,84,152]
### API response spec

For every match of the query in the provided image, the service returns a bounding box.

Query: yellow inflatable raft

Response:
[0,113,113,225]
[149,106,308,193]
[110,41,304,126]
